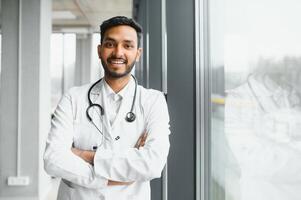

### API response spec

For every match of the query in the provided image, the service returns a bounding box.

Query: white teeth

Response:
[110,59,125,64]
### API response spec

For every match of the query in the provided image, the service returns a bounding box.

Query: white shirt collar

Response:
[102,76,135,100]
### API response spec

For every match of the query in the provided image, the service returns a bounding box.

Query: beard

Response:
[101,58,135,79]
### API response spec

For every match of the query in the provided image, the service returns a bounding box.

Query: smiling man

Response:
[44,16,171,200]
[99,22,141,79]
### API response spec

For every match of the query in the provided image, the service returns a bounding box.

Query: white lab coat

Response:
[44,77,170,200]
[225,76,301,200]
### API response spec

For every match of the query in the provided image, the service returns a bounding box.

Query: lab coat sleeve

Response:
[93,92,170,182]
[43,90,108,189]
[225,91,301,182]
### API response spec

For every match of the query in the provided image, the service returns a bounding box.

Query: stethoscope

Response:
[85,74,138,143]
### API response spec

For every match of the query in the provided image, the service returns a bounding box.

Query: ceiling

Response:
[52,0,133,33]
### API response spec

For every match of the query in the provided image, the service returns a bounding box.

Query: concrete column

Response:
[75,33,93,86]
[0,0,52,199]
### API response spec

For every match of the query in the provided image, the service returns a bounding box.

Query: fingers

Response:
[71,148,95,164]
[71,147,81,156]
[108,180,134,186]
[135,132,148,149]
[134,136,141,148]
[139,132,148,147]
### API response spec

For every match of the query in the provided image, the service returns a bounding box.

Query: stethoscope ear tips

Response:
[125,112,136,122]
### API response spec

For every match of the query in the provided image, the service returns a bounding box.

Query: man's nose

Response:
[113,45,124,57]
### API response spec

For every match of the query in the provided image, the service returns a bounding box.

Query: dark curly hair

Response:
[100,16,143,48]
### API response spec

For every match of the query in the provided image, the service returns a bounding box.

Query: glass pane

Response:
[50,33,76,112]
[209,0,301,200]
[63,33,76,92]
[50,33,63,112]
[91,33,103,82]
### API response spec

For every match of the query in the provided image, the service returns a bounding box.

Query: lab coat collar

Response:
[89,79,103,95]
[87,80,112,140]
[89,76,135,97]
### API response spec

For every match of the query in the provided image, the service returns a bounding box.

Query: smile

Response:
[108,59,126,64]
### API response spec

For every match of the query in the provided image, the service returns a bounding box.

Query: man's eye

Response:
[105,42,114,48]
[125,44,134,49]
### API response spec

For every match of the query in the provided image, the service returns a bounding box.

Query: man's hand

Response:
[135,132,148,149]
[107,180,134,186]
[107,132,148,186]
[71,132,148,186]
[71,148,95,165]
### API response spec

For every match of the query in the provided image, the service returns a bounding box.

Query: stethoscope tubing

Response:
[86,75,138,141]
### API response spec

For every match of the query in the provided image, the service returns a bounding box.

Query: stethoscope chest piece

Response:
[125,112,136,122]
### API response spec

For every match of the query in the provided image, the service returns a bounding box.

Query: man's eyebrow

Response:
[104,37,134,43]
[103,37,116,42]
[124,40,135,44]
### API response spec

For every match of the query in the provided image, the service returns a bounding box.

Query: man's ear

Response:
[97,44,102,59]
[136,48,142,62]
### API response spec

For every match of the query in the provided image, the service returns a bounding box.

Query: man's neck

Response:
[104,75,131,93]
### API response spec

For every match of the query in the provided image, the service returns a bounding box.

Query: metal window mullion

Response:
[196,0,211,200]
[62,33,67,94]
[17,0,23,177]
[161,0,168,199]
[161,0,167,94]
[145,0,150,88]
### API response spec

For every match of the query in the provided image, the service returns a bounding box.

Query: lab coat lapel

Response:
[90,81,113,140]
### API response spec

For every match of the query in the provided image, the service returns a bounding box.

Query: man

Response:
[225,59,301,200]
[44,16,170,200]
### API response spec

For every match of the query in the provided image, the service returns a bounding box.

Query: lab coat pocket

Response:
[57,179,75,200]
[73,121,103,150]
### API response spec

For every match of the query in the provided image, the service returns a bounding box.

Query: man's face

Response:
[98,25,142,79]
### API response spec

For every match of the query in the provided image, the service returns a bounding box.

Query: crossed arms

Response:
[43,89,170,189]
[71,132,148,186]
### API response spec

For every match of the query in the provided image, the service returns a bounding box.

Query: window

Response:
[203,0,301,199]
[91,33,104,82]
[50,33,76,111]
